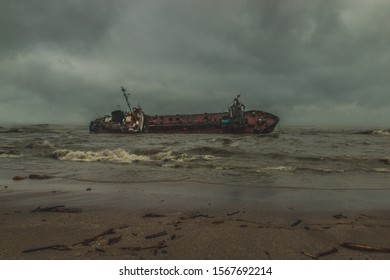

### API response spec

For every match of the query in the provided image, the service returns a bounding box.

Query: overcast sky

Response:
[1,0,389,126]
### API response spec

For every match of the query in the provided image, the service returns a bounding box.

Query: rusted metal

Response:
[89,88,279,134]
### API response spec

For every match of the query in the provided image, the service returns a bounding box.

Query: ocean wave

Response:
[257,165,297,172]
[358,129,390,136]
[52,148,150,163]
[372,168,390,173]
[370,130,390,136]
[379,157,390,164]
[150,151,217,162]
[0,149,22,158]
[256,165,347,173]
[51,149,217,164]
[184,146,234,157]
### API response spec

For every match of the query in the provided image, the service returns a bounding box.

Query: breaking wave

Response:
[52,148,149,163]
[257,165,297,172]
[51,149,217,164]
[358,129,390,136]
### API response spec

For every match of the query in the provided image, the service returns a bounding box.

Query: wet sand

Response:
[1,174,390,260]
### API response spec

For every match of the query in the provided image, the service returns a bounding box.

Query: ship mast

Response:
[121,86,134,116]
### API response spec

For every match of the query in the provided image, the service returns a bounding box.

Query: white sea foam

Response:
[52,148,150,163]
[257,166,296,172]
[52,149,217,164]
[371,130,390,136]
[373,168,390,173]
[150,151,217,162]
[0,154,22,158]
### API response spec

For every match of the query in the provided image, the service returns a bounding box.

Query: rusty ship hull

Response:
[89,88,279,134]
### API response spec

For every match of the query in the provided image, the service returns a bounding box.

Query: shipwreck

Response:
[89,87,279,134]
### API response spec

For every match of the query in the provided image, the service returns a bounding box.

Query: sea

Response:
[1,124,390,196]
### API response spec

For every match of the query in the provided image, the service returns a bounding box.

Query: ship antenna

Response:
[121,86,134,115]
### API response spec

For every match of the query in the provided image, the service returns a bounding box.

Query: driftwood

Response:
[341,242,390,253]
[291,219,302,227]
[143,213,166,218]
[107,235,122,245]
[333,214,347,219]
[31,206,82,213]
[301,248,338,259]
[28,174,52,180]
[73,228,116,246]
[12,176,26,181]
[121,241,166,251]
[22,245,71,253]
[145,231,167,239]
[227,210,240,216]
[181,212,214,220]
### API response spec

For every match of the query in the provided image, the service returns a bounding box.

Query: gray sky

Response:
[1,0,390,126]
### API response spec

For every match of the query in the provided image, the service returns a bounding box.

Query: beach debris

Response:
[212,220,224,225]
[28,174,52,179]
[317,247,338,257]
[73,228,116,246]
[22,244,71,253]
[95,248,105,253]
[107,235,122,245]
[341,242,390,253]
[4,186,8,189]
[145,231,167,239]
[291,219,302,227]
[143,213,166,218]
[86,188,92,191]
[170,234,176,240]
[182,212,214,219]
[121,240,167,251]
[301,251,318,260]
[227,210,240,216]
[12,176,26,181]
[240,224,248,228]
[333,213,347,219]
[301,247,338,259]
[235,218,289,230]
[31,205,82,213]
[265,251,272,259]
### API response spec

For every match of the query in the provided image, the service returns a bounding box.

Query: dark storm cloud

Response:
[0,0,121,54]
[1,0,390,125]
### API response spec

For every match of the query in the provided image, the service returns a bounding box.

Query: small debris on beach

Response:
[227,210,240,216]
[12,176,26,181]
[181,212,213,219]
[333,213,347,219]
[212,220,224,225]
[86,188,92,191]
[341,242,390,253]
[107,235,122,245]
[143,213,166,218]
[121,240,167,251]
[317,247,338,258]
[145,231,167,239]
[73,228,116,246]
[301,247,338,259]
[28,174,52,179]
[22,244,71,253]
[291,219,302,227]
[31,205,82,213]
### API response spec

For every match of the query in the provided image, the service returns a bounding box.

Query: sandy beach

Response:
[1,172,390,260]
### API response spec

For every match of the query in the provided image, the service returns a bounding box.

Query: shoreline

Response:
[1,175,390,260]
